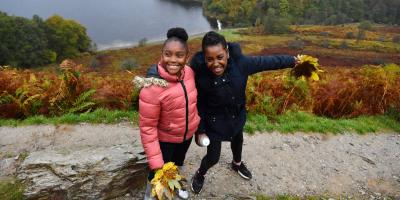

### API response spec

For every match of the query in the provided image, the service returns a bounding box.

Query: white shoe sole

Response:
[237,170,251,180]
[177,189,189,199]
[190,182,203,194]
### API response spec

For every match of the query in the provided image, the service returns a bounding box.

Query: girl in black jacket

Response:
[190,31,297,194]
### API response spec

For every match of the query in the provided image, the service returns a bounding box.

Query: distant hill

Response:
[203,0,400,28]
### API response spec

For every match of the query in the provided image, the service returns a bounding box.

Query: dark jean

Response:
[147,137,192,181]
[198,131,243,175]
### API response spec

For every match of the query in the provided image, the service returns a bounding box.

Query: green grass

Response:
[0,108,138,127]
[303,35,400,53]
[244,111,400,134]
[0,179,24,200]
[255,193,396,200]
[218,29,295,54]
[255,194,323,200]
[0,109,398,134]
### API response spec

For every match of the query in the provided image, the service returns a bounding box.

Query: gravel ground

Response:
[1,123,399,199]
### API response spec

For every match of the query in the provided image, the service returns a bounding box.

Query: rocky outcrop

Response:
[0,158,18,177]
[17,144,147,200]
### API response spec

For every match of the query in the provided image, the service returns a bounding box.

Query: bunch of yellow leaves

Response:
[151,162,183,200]
[291,55,323,81]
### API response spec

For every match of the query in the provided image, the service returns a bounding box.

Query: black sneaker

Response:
[231,161,252,180]
[191,170,205,194]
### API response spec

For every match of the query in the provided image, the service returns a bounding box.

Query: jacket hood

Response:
[227,42,243,60]
[133,63,187,89]
[133,64,168,89]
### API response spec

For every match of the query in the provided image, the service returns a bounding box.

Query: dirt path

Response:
[0,123,399,199]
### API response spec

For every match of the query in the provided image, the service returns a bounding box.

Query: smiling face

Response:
[204,44,229,76]
[161,40,188,76]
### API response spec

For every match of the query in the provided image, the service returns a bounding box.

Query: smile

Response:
[212,66,224,74]
[167,65,180,70]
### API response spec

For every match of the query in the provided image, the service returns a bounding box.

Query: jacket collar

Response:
[157,62,185,82]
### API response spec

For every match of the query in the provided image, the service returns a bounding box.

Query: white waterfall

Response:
[217,19,222,30]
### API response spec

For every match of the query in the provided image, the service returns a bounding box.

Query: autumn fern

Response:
[67,89,96,114]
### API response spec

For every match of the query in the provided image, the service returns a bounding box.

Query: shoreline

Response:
[96,30,213,51]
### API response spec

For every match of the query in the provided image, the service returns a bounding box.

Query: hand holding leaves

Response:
[151,162,183,200]
[291,55,323,81]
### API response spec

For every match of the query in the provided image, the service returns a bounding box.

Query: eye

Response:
[176,52,186,58]
[217,54,224,60]
[164,51,171,57]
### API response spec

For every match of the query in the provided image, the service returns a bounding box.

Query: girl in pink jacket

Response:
[134,27,200,200]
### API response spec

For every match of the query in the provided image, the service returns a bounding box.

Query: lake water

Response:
[0,0,214,50]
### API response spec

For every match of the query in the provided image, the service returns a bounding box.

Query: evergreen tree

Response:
[263,8,291,34]
[279,0,289,17]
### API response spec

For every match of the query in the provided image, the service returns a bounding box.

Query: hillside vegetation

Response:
[1,24,399,123]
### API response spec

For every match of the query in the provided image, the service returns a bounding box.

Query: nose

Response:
[170,55,178,63]
[212,61,220,68]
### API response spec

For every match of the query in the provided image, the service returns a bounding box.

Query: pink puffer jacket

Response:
[136,63,200,170]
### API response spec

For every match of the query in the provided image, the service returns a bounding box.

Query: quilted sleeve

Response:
[138,87,164,170]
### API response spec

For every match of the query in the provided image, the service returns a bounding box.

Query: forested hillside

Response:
[203,0,400,28]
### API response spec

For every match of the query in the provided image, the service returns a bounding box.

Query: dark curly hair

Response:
[163,27,188,51]
[201,31,227,52]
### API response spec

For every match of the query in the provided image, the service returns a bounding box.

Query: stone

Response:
[0,158,17,176]
[17,144,147,200]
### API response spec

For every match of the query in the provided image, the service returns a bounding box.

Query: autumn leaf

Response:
[150,162,183,200]
[291,55,323,81]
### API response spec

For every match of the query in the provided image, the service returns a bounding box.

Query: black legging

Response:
[148,137,192,181]
[198,131,243,175]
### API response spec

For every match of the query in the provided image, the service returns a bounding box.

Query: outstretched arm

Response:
[244,54,296,75]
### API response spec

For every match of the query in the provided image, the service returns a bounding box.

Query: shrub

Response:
[339,40,349,49]
[246,73,312,118]
[90,53,106,69]
[138,38,148,47]
[386,107,400,121]
[262,9,291,34]
[2,61,399,120]
[90,58,101,69]
[372,58,386,65]
[393,35,400,43]
[377,35,386,42]
[319,32,330,37]
[320,39,330,48]
[89,42,98,53]
[49,63,97,115]
[371,43,385,52]
[130,88,140,111]
[120,58,139,71]
[356,30,366,41]
[288,39,305,50]
[345,32,355,39]
[358,20,373,31]
[0,61,138,119]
